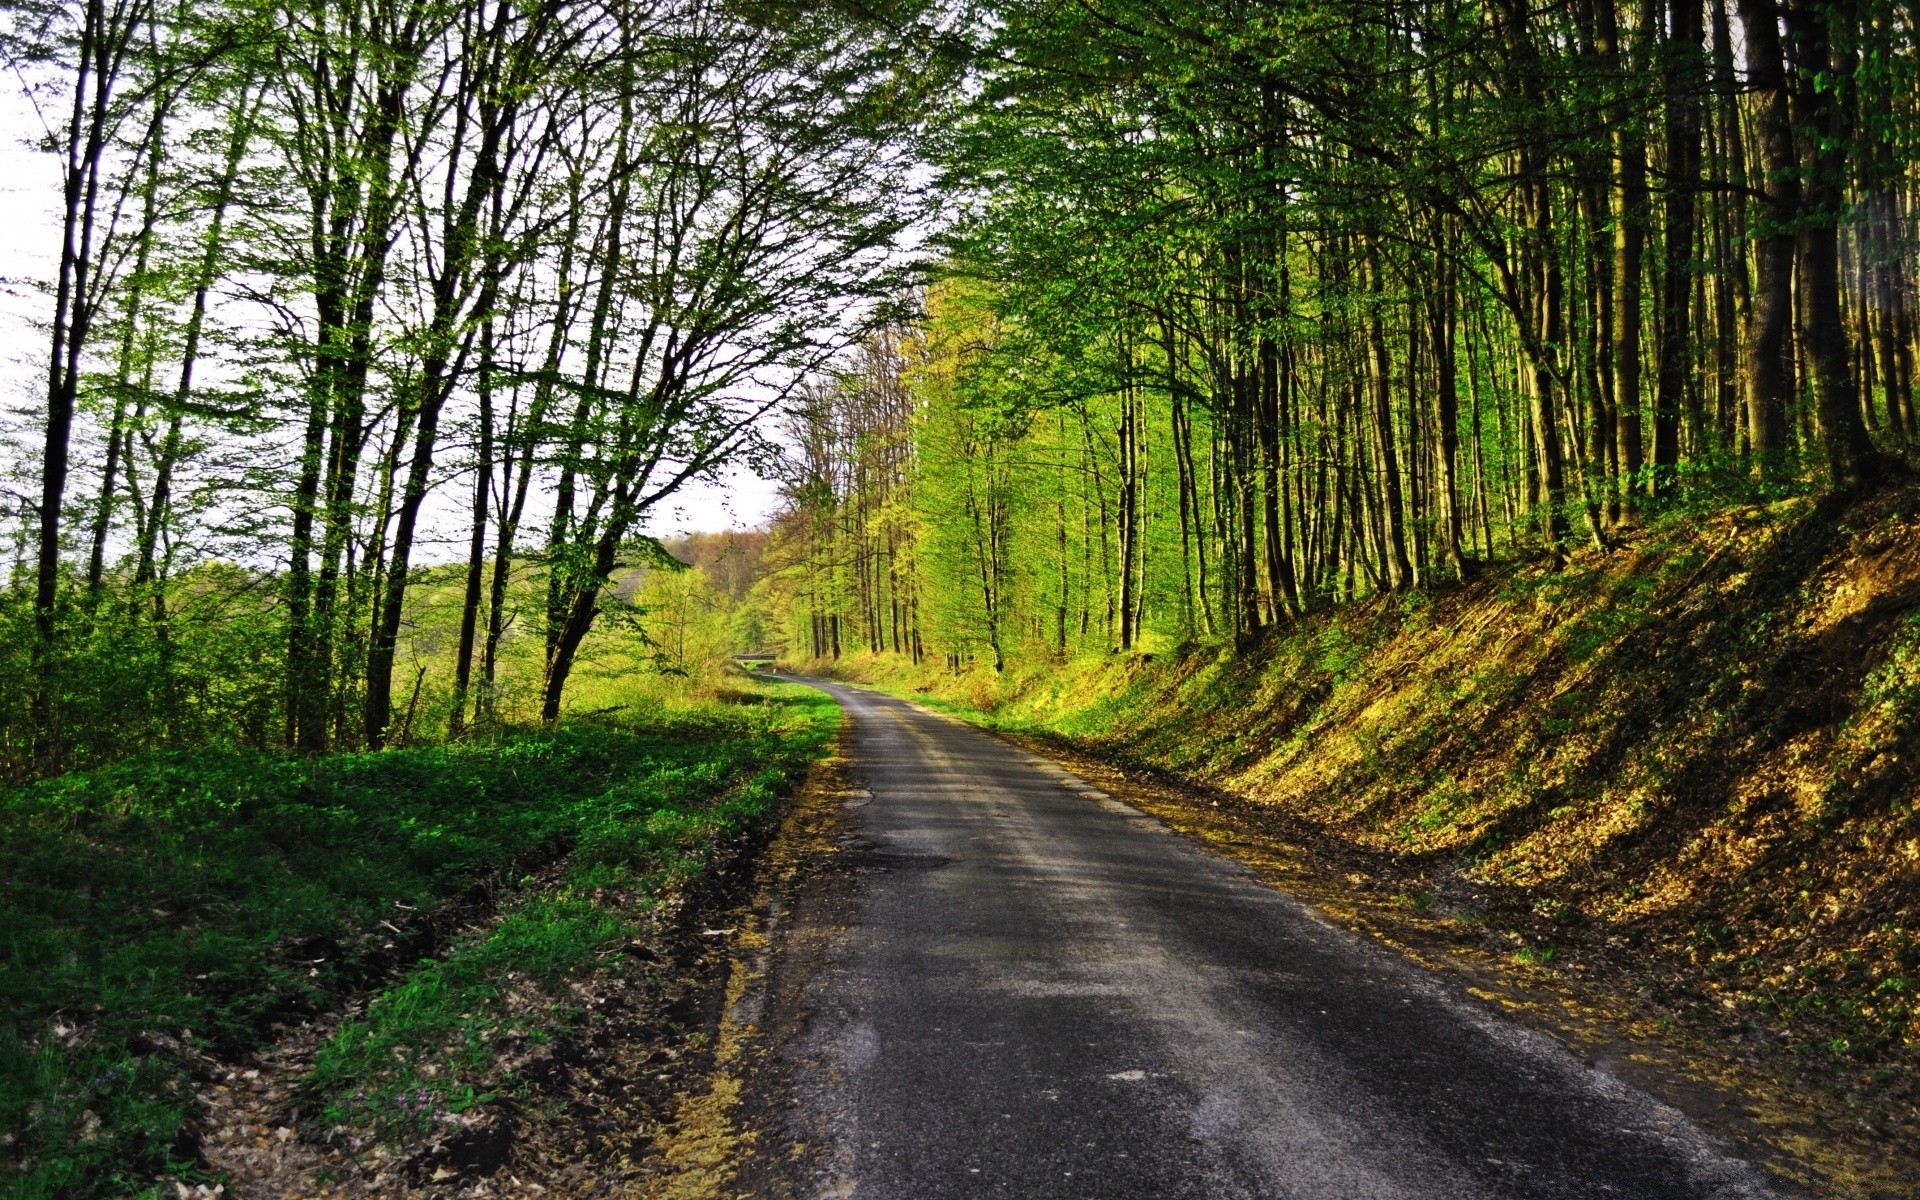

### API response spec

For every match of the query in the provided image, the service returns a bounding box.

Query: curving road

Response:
[753,678,1793,1200]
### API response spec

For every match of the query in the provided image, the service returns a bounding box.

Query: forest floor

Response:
[799,482,1920,1199]
[0,679,837,1200]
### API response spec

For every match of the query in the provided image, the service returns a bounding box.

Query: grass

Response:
[0,678,837,1200]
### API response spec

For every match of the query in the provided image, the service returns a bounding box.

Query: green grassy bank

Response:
[798,487,1920,1154]
[0,679,836,1200]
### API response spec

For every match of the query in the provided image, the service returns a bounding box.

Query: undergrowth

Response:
[0,679,836,1200]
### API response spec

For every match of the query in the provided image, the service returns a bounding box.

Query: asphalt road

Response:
[760,678,1792,1200]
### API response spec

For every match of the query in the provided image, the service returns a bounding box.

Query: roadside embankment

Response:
[793,487,1920,1196]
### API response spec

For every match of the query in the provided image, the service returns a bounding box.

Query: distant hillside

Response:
[666,530,768,602]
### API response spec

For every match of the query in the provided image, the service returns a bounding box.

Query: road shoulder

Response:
[639,737,867,1200]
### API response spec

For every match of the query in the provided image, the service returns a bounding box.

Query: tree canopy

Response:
[762,0,1920,670]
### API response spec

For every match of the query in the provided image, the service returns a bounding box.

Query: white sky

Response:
[0,89,60,435]
[641,466,782,540]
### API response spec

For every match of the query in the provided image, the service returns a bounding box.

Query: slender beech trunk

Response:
[1709,0,1753,450]
[1431,224,1467,577]
[1736,0,1799,465]
[1653,0,1704,493]
[1524,169,1573,548]
[1601,0,1649,503]
[285,0,432,751]
[135,85,255,625]
[1364,243,1413,588]
[38,0,151,764]
[451,319,496,738]
[1786,0,1883,490]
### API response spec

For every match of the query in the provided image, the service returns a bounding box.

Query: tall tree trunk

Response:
[1431,221,1467,577]
[1709,0,1753,451]
[1117,366,1138,650]
[1259,328,1292,615]
[285,367,331,750]
[1653,0,1705,493]
[451,321,495,738]
[1736,0,1799,465]
[1365,243,1413,588]
[366,38,515,746]
[1787,0,1883,490]
[1602,0,1649,503]
[1522,164,1574,548]
[38,0,147,764]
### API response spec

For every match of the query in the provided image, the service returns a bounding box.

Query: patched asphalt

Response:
[755,678,1796,1200]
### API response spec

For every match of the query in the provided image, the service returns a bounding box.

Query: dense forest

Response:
[8,0,1920,760]
[765,0,1920,670]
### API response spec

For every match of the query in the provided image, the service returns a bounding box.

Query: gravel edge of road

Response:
[639,735,865,1200]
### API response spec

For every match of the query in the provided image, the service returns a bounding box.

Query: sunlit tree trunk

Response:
[1787,0,1884,490]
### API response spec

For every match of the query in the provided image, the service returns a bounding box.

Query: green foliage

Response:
[1314,624,1368,687]
[0,684,837,1200]
[1859,613,1920,728]
[0,567,286,778]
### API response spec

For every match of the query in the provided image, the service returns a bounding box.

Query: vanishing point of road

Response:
[748,678,1795,1200]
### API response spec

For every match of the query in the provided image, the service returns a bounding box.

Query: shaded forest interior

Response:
[769,0,1920,674]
